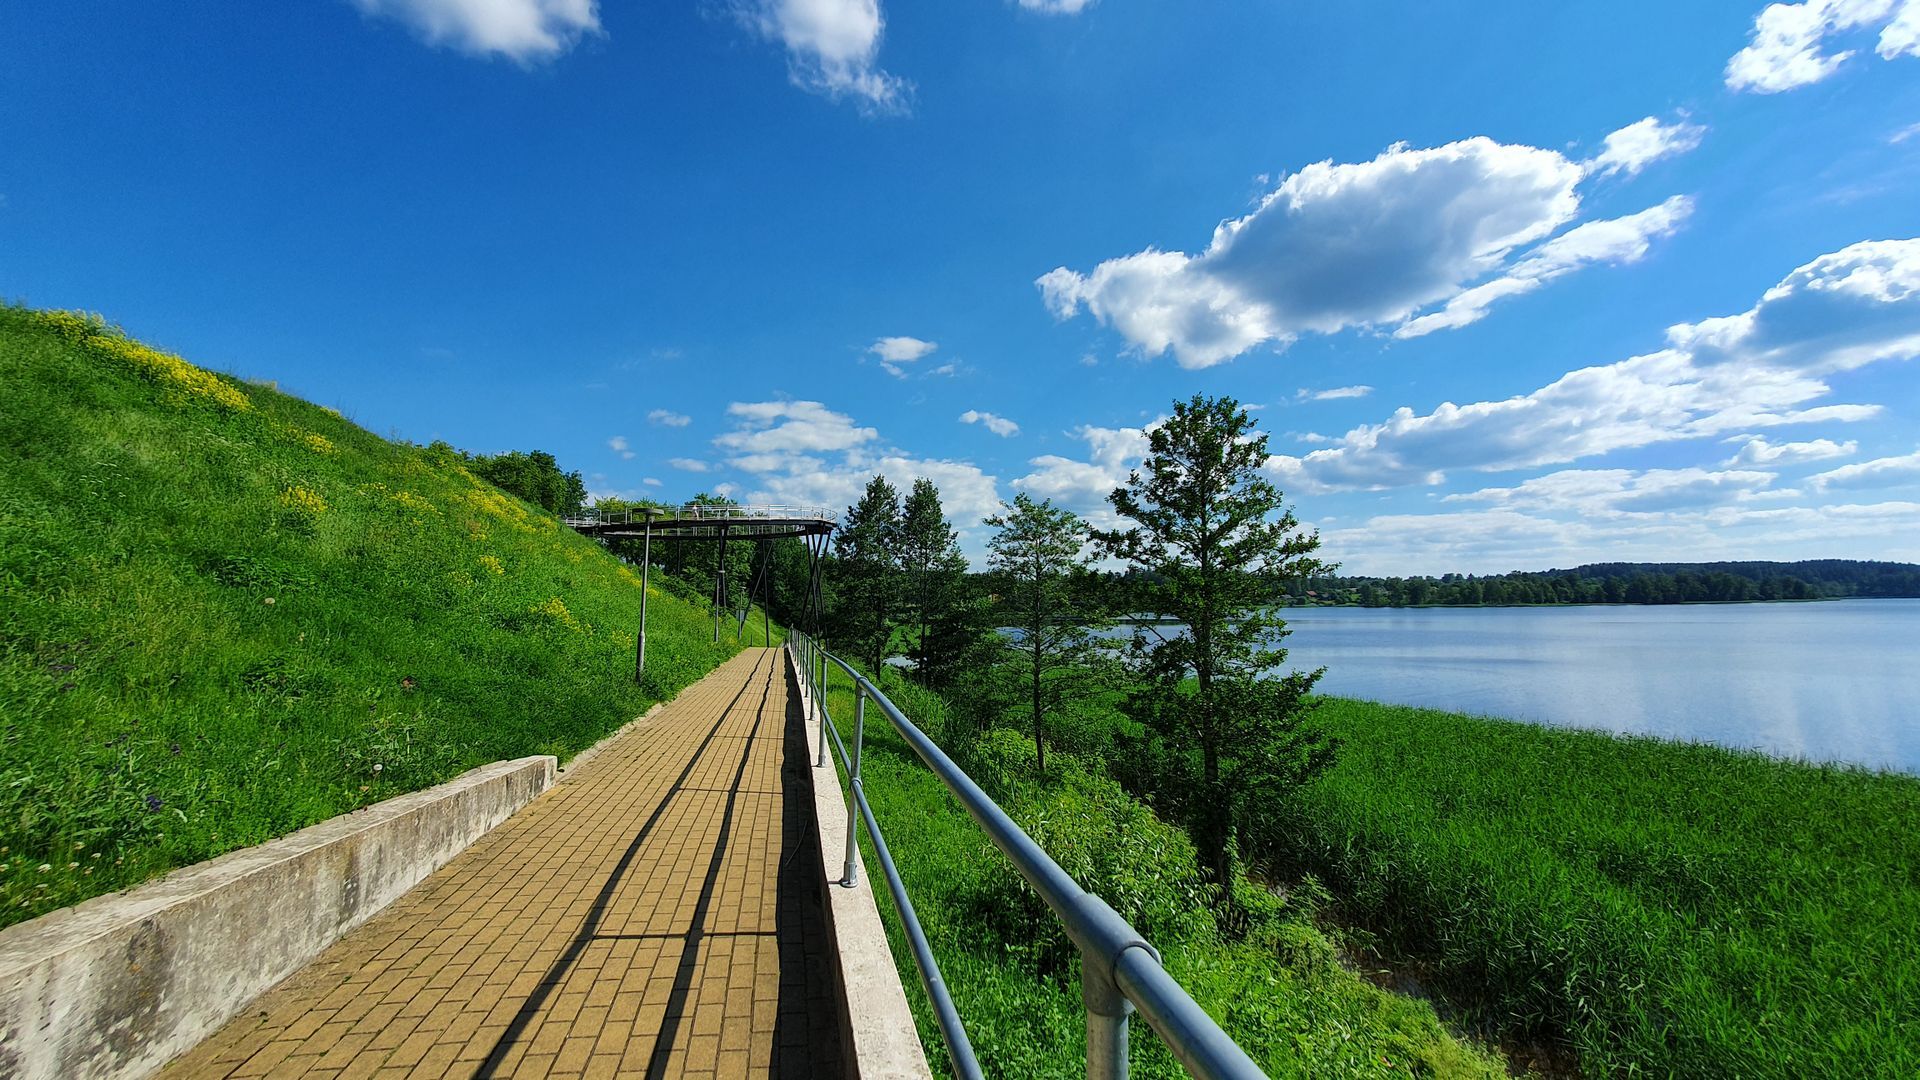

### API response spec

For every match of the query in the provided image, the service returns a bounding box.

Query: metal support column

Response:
[1083,962,1135,1080]
[713,525,730,644]
[840,685,866,886]
[635,511,656,684]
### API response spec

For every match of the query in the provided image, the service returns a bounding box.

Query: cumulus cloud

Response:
[1266,238,1918,492]
[1397,196,1694,338]
[959,410,1020,437]
[1809,448,1920,489]
[647,409,691,427]
[736,0,909,113]
[1587,116,1707,178]
[1017,0,1097,12]
[607,435,636,460]
[1297,385,1374,401]
[1721,434,1858,465]
[642,477,663,487]
[668,457,713,472]
[1317,499,1920,576]
[1012,423,1156,530]
[349,0,600,61]
[1725,0,1920,94]
[1445,467,1780,514]
[1036,136,1678,366]
[716,399,1001,529]
[869,336,938,377]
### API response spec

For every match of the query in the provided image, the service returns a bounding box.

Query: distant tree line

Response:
[1276,559,1920,607]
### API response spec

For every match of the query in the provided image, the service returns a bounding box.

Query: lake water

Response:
[1127,600,1920,775]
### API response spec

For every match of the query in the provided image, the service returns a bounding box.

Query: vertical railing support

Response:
[635,514,654,684]
[815,643,829,768]
[840,684,866,886]
[1083,960,1134,1080]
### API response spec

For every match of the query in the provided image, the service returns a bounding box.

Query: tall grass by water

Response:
[1255,698,1920,1078]
[818,667,1507,1078]
[0,306,772,929]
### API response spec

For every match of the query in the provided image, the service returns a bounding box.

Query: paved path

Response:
[163,649,843,1080]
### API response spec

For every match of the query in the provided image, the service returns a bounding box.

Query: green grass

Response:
[1253,698,1920,1078]
[0,306,777,928]
[817,666,1507,1078]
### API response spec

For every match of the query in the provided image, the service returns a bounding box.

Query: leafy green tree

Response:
[453,447,586,516]
[897,478,969,677]
[830,475,902,672]
[1098,394,1334,897]
[985,494,1109,776]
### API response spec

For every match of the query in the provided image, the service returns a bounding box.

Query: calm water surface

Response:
[1143,600,1920,774]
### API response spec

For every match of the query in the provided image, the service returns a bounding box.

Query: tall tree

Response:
[830,475,902,672]
[985,494,1108,776]
[896,478,967,678]
[1098,394,1334,897]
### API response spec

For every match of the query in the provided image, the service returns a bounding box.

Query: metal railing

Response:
[564,504,836,527]
[788,630,1268,1080]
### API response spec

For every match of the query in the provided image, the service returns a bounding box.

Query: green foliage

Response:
[830,475,902,672]
[0,306,770,928]
[1257,697,1920,1077]
[818,666,1503,1078]
[1098,394,1334,892]
[438,445,587,518]
[983,494,1111,776]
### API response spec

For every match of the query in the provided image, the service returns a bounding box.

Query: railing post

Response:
[1083,958,1134,1080]
[840,684,866,886]
[815,645,829,768]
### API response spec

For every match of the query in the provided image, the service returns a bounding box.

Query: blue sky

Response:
[4,0,1919,574]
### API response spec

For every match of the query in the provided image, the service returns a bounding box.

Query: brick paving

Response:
[162,649,844,1080]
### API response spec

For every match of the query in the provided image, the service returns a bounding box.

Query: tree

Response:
[897,478,968,679]
[985,494,1109,777]
[830,475,902,672]
[1098,394,1334,897]
[454,448,586,517]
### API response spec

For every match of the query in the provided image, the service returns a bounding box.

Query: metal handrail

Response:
[566,504,837,527]
[788,631,1267,1080]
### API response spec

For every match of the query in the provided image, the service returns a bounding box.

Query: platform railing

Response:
[788,630,1268,1080]
[564,504,836,527]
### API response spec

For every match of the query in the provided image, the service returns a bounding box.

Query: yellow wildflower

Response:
[389,490,439,515]
[280,485,328,514]
[478,554,505,576]
[530,596,582,633]
[301,432,335,455]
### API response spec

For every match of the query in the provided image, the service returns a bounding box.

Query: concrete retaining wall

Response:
[788,645,935,1080]
[0,755,556,1080]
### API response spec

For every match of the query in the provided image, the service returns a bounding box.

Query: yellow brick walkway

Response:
[163,649,844,1080]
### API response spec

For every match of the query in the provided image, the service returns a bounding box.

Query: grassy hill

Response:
[0,306,766,929]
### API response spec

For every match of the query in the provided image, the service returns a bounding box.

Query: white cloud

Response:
[1265,238,1919,492]
[1317,499,1920,576]
[607,435,636,460]
[643,477,663,487]
[349,0,600,61]
[647,409,691,427]
[1587,116,1707,178]
[869,335,938,377]
[717,399,1001,531]
[1297,385,1374,401]
[1397,196,1694,338]
[959,410,1020,437]
[1445,467,1780,514]
[1012,423,1155,529]
[1721,434,1858,465]
[1017,0,1097,12]
[1725,0,1920,93]
[735,0,909,113]
[1039,136,1597,366]
[668,457,713,472]
[1809,448,1920,489]
[1893,121,1920,143]
[715,400,877,456]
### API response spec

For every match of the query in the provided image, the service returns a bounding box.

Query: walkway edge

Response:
[788,645,936,1080]
[0,755,556,1080]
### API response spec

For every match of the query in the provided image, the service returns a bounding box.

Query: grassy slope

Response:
[1257,698,1920,1078]
[0,307,773,928]
[821,670,1507,1079]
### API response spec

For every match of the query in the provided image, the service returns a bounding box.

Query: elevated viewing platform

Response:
[563,506,837,542]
